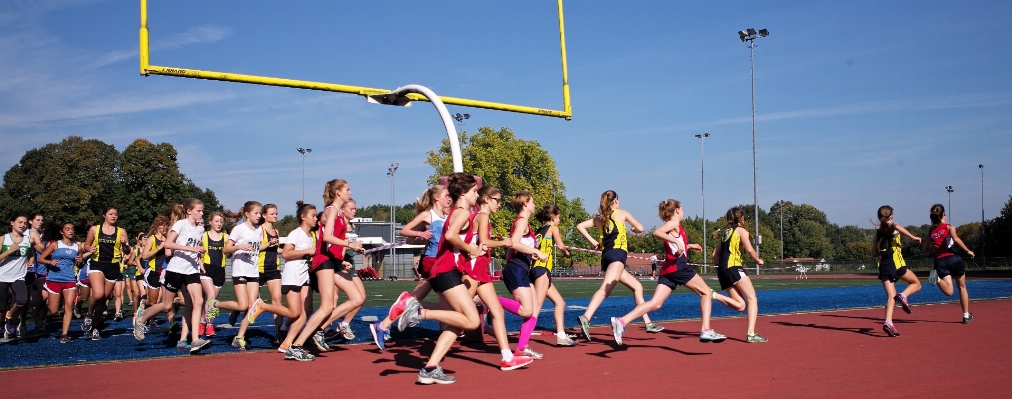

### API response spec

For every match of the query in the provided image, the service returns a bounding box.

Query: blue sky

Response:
[1,0,1009,229]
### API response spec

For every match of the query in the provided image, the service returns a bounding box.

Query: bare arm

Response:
[30,229,45,253]
[400,212,432,240]
[444,210,483,257]
[893,224,922,244]
[281,243,315,260]
[550,226,570,257]
[82,226,98,253]
[576,218,599,249]
[510,216,547,260]
[652,219,685,254]
[0,235,24,261]
[737,227,763,265]
[619,210,645,234]
[140,236,162,259]
[320,208,362,251]
[476,214,511,249]
[947,225,975,257]
[39,241,59,267]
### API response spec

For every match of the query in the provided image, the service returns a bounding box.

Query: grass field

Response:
[193,277,883,309]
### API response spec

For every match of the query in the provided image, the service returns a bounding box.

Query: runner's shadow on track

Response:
[587,343,711,358]
[820,314,958,324]
[659,330,702,340]
[771,321,882,337]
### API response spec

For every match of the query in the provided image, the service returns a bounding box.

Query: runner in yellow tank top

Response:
[575,190,660,341]
[710,207,767,343]
[872,205,921,337]
[531,204,575,346]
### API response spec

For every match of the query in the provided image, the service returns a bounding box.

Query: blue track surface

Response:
[3,280,1010,370]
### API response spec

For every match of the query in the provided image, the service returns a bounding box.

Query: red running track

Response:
[2,300,1009,398]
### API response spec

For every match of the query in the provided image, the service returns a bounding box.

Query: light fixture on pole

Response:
[387,162,400,273]
[296,147,313,201]
[452,113,470,133]
[979,164,985,266]
[738,27,769,276]
[694,132,710,273]
[945,186,954,224]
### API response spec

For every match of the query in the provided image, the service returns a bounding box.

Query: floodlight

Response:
[738,30,747,42]
[747,28,757,35]
[759,29,769,37]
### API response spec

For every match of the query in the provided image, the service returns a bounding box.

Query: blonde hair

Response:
[415,185,447,214]
[597,190,617,226]
[323,179,348,205]
[509,190,532,212]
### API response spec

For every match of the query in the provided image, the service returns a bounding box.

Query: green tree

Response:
[0,136,121,228]
[982,193,1012,258]
[425,126,591,267]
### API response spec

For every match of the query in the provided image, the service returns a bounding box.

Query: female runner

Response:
[610,200,726,345]
[470,185,534,369]
[277,201,318,357]
[39,222,86,343]
[1,214,32,340]
[387,173,485,384]
[209,201,263,350]
[285,179,363,359]
[531,204,576,346]
[710,207,767,343]
[82,207,131,340]
[871,205,921,337]
[575,191,659,341]
[498,190,550,359]
[133,198,211,353]
[199,212,228,337]
[369,185,451,348]
[257,204,285,342]
[922,204,975,323]
[321,198,367,342]
[25,213,48,335]
[136,216,167,327]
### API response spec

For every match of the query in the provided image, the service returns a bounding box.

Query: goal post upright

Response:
[138,0,573,120]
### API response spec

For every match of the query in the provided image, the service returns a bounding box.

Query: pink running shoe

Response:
[387,292,413,320]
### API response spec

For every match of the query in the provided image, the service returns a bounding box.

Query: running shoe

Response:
[5,319,16,337]
[369,322,387,350]
[323,328,341,341]
[610,317,625,345]
[176,339,190,350]
[894,293,912,314]
[190,338,211,354]
[928,270,939,286]
[883,323,900,337]
[746,332,768,343]
[1,329,11,342]
[205,299,220,323]
[60,334,71,344]
[133,320,146,341]
[205,323,216,337]
[500,355,534,371]
[699,329,727,343]
[278,343,290,353]
[577,315,591,341]
[198,323,206,337]
[645,323,665,333]
[17,321,27,337]
[232,336,247,351]
[397,299,422,332]
[81,315,93,332]
[127,300,133,306]
[556,334,577,346]
[963,313,974,324]
[247,298,264,324]
[520,346,545,360]
[417,366,455,385]
[114,311,124,322]
[227,310,240,326]
[90,329,101,341]
[387,291,413,321]
[384,328,392,341]
[73,308,82,319]
[286,346,315,361]
[133,305,144,324]
[312,330,330,352]
[339,323,355,340]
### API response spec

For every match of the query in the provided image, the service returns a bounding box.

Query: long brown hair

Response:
[510,190,533,212]
[477,186,501,206]
[658,199,681,222]
[323,179,348,205]
[875,205,895,238]
[536,204,561,224]
[415,185,447,214]
[597,190,617,226]
[929,204,945,228]
[713,207,745,239]
[446,173,476,202]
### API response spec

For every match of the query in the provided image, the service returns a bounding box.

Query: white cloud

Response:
[88,25,233,69]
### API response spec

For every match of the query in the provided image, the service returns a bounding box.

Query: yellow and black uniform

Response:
[599,211,628,270]
[876,230,908,282]
[716,227,748,290]
[201,231,227,287]
[529,225,555,285]
[143,237,165,289]
[91,226,124,282]
[257,227,281,284]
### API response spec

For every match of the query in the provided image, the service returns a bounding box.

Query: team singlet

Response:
[718,227,744,268]
[532,225,555,271]
[600,211,628,252]
[92,226,122,263]
[876,230,905,271]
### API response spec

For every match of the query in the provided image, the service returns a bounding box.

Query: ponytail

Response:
[713,207,744,239]
[929,204,945,228]
[597,190,617,226]
[415,185,447,214]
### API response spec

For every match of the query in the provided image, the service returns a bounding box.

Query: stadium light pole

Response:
[945,186,954,224]
[453,113,470,133]
[388,162,399,274]
[695,133,710,273]
[738,28,769,275]
[779,201,784,268]
[296,148,312,201]
[979,164,985,266]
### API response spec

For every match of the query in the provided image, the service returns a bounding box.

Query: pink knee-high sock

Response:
[517,316,537,351]
[498,297,521,315]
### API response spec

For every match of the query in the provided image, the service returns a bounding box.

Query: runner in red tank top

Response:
[922,204,976,323]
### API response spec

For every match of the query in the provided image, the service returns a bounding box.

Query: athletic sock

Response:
[423,365,437,371]
[498,297,522,315]
[963,312,970,318]
[501,349,513,361]
[884,320,893,326]
[619,319,626,327]
[517,316,537,351]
